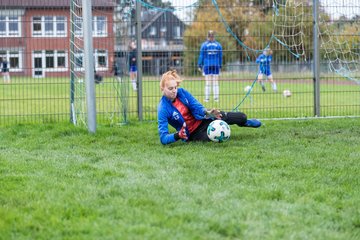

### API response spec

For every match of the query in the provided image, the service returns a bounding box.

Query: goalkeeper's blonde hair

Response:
[160,70,182,89]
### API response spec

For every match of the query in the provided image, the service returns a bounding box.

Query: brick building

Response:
[0,0,114,78]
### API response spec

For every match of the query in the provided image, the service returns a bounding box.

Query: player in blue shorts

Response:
[198,30,223,102]
[256,48,277,92]
[128,41,137,91]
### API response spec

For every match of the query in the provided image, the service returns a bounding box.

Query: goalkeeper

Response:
[256,48,277,92]
[157,70,262,145]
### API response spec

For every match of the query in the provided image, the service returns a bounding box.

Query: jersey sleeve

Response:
[157,105,177,145]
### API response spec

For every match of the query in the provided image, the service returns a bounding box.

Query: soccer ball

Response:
[283,89,292,97]
[207,120,231,143]
[244,85,251,92]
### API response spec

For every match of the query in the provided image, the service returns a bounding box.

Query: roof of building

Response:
[141,10,184,32]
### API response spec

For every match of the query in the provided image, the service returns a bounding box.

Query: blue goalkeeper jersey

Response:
[198,40,223,68]
[256,54,272,75]
[157,88,207,145]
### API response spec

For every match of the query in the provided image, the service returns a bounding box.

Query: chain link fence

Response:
[0,0,359,126]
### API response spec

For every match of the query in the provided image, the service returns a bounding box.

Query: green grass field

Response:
[1,118,359,239]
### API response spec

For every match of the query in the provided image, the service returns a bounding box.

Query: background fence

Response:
[0,0,359,126]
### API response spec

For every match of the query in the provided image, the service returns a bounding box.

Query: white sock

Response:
[213,84,219,100]
[205,84,210,100]
[272,82,277,91]
[131,79,137,90]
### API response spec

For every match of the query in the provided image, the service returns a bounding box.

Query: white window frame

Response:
[45,50,55,69]
[174,26,181,39]
[56,50,67,69]
[32,50,45,78]
[32,16,42,36]
[94,49,108,71]
[93,16,107,37]
[32,50,68,72]
[0,16,21,37]
[0,50,23,72]
[0,16,5,36]
[32,16,67,37]
[44,16,54,36]
[149,26,156,36]
[74,16,108,37]
[55,16,66,36]
[74,49,108,71]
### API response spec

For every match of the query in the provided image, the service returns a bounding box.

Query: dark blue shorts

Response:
[203,66,220,75]
[129,66,137,72]
[259,69,271,76]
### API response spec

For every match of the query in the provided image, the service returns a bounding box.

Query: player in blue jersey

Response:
[256,48,277,92]
[198,30,223,102]
[128,41,137,91]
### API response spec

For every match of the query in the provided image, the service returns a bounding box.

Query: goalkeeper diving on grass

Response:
[256,47,277,92]
[157,70,262,145]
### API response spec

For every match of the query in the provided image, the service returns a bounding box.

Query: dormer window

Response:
[149,26,156,36]
[174,26,181,39]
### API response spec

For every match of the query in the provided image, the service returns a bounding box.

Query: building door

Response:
[32,51,44,78]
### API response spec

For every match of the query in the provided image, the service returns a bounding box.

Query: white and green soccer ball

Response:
[283,89,292,97]
[244,85,251,92]
[207,120,231,143]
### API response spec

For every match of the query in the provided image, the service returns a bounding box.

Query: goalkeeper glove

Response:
[178,122,188,140]
[205,109,222,119]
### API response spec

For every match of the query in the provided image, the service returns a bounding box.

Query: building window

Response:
[93,16,107,37]
[45,50,55,68]
[95,49,108,69]
[74,16,107,37]
[9,16,20,36]
[48,50,67,70]
[0,50,23,71]
[57,51,66,68]
[33,50,68,72]
[174,26,181,39]
[32,17,42,36]
[0,16,21,37]
[0,17,5,36]
[32,16,67,37]
[9,53,20,69]
[74,49,107,71]
[56,16,66,36]
[149,26,156,36]
[45,16,54,36]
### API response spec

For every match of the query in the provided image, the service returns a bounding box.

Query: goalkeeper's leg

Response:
[221,111,261,128]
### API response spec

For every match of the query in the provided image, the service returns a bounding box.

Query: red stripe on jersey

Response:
[173,98,202,133]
